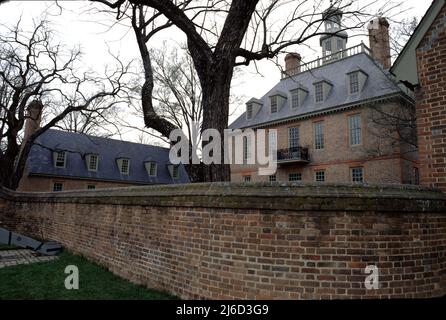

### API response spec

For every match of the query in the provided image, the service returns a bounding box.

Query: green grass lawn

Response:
[0,250,176,300]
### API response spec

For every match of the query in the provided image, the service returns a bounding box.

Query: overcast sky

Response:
[0,0,433,143]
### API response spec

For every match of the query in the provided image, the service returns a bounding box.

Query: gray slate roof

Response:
[27,129,190,185]
[229,53,407,129]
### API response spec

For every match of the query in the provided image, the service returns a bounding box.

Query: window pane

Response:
[244,175,251,182]
[315,170,325,182]
[291,90,299,109]
[349,115,362,145]
[314,122,324,150]
[121,159,129,174]
[89,155,98,171]
[55,151,65,167]
[172,165,179,179]
[87,185,96,190]
[53,183,63,192]
[315,83,324,103]
[350,73,359,94]
[351,167,364,183]
[288,127,299,148]
[247,103,253,119]
[269,175,276,182]
[270,96,278,113]
[289,173,302,182]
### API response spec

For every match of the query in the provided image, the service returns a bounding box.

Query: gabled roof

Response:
[391,0,445,85]
[230,52,409,130]
[27,129,190,185]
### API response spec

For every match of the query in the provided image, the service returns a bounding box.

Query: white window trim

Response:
[87,154,99,172]
[54,151,66,168]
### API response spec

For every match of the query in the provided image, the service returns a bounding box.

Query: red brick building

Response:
[230,9,418,185]
[392,0,446,192]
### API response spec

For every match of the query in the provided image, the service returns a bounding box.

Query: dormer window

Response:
[54,151,66,168]
[117,158,130,175]
[86,154,99,172]
[315,83,324,103]
[313,80,332,103]
[268,92,286,114]
[245,98,262,120]
[349,72,359,94]
[168,164,180,179]
[145,161,157,177]
[291,90,299,109]
[347,70,368,95]
[246,103,253,119]
[270,96,278,113]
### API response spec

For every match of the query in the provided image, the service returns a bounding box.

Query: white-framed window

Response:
[54,151,66,168]
[348,114,362,146]
[291,90,299,109]
[349,72,360,94]
[351,167,364,183]
[117,158,130,174]
[315,83,324,103]
[289,173,302,182]
[172,165,180,179]
[87,154,99,172]
[268,130,277,160]
[268,175,276,182]
[315,170,325,182]
[270,96,278,113]
[53,182,63,192]
[243,175,251,182]
[288,127,300,149]
[146,161,157,177]
[246,103,253,119]
[314,121,324,150]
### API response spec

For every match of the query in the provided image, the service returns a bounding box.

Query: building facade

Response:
[230,10,418,185]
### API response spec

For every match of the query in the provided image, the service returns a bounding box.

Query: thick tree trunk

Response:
[199,64,233,182]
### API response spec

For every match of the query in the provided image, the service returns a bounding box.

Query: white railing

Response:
[282,43,372,79]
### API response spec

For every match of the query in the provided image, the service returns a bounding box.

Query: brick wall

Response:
[18,173,142,192]
[0,183,445,299]
[416,3,446,192]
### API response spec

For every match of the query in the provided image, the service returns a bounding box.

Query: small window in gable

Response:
[270,96,278,113]
[315,83,324,103]
[54,151,66,168]
[117,158,130,175]
[86,154,99,172]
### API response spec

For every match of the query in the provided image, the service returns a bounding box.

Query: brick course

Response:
[0,183,445,299]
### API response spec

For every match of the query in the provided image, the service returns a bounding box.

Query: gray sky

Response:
[0,0,433,142]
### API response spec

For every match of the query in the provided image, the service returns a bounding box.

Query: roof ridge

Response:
[46,128,170,151]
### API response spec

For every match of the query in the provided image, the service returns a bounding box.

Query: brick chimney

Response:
[23,100,43,141]
[284,53,302,75]
[368,17,391,69]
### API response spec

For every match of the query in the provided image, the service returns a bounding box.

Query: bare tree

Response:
[390,16,418,59]
[94,0,402,182]
[0,17,130,190]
